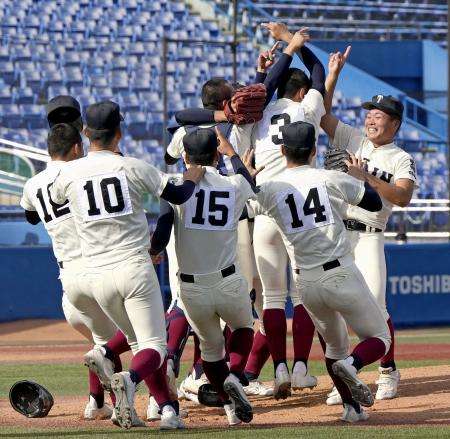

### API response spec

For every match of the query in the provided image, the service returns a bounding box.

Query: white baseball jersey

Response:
[50,150,168,268]
[171,167,254,274]
[249,165,364,269]
[333,121,418,230]
[252,89,325,184]
[20,160,81,263]
[167,124,252,175]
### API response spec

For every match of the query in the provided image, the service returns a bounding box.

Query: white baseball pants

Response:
[348,230,389,320]
[253,214,300,310]
[293,254,390,360]
[59,260,116,346]
[179,269,253,362]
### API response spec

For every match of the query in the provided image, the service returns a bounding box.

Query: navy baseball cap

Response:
[46,95,82,128]
[86,101,124,132]
[362,95,404,119]
[183,128,218,156]
[280,121,316,152]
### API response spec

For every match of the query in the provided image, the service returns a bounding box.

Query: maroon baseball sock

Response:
[89,369,104,408]
[318,332,327,356]
[166,307,191,377]
[192,334,203,379]
[129,348,162,384]
[144,359,171,407]
[245,330,270,380]
[380,318,396,370]
[202,359,230,402]
[223,325,232,363]
[292,304,315,366]
[263,308,287,364]
[351,337,387,371]
[228,328,254,378]
[325,357,354,405]
[105,330,130,356]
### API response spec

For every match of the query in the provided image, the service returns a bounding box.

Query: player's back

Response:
[255,166,364,269]
[20,161,81,263]
[172,167,253,275]
[52,150,167,268]
[253,98,305,184]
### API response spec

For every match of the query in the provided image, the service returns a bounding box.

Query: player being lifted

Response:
[246,120,391,423]
[50,100,204,430]
[321,49,417,403]
[150,127,259,426]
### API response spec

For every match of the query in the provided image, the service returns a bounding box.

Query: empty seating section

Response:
[0,0,447,203]
[216,0,447,46]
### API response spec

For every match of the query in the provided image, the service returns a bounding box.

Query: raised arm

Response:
[320,47,351,139]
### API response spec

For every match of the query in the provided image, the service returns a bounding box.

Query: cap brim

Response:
[361,102,402,118]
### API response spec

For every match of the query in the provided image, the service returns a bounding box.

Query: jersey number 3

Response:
[78,171,132,222]
[185,187,235,230]
[279,184,334,234]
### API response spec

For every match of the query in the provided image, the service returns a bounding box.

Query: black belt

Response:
[344,219,382,233]
[294,259,340,275]
[58,261,64,269]
[180,264,236,283]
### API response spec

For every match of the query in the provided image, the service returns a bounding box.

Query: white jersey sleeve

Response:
[231,124,254,157]
[127,158,169,197]
[50,170,70,205]
[301,89,326,137]
[327,171,365,206]
[20,181,36,211]
[332,120,365,154]
[166,126,187,159]
[394,152,418,185]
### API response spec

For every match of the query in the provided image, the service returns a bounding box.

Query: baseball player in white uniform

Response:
[248,120,391,422]
[20,121,117,421]
[50,101,204,430]
[238,23,326,398]
[321,50,417,402]
[150,128,258,426]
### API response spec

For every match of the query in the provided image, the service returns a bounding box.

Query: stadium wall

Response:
[1,244,450,327]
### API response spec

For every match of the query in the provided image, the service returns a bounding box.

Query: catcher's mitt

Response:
[9,380,54,418]
[197,383,223,407]
[323,148,350,173]
[224,83,266,125]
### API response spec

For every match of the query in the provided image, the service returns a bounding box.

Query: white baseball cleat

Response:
[273,363,291,400]
[332,360,374,407]
[146,396,160,421]
[160,405,185,430]
[110,371,143,429]
[111,407,146,427]
[341,403,369,423]
[84,345,115,391]
[166,359,178,401]
[147,396,188,421]
[291,362,318,391]
[223,374,253,423]
[178,372,208,404]
[223,402,242,426]
[243,380,274,397]
[375,367,400,400]
[326,386,342,406]
[84,396,113,420]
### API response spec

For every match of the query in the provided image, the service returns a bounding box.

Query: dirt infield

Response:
[1,320,449,430]
[1,366,449,429]
[1,319,450,363]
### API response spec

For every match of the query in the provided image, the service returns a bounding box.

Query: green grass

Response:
[1,426,450,439]
[0,358,447,398]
